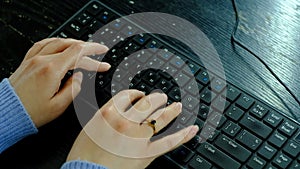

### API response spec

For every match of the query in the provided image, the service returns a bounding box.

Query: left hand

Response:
[9,38,111,128]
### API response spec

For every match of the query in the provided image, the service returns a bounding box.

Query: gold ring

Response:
[147,119,157,134]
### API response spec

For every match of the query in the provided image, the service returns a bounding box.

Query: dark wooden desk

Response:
[0,0,299,168]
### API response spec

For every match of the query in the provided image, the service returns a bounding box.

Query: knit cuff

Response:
[0,78,38,153]
[61,160,108,169]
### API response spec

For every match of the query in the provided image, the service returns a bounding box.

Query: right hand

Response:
[66,90,199,169]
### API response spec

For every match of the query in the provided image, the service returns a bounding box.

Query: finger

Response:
[37,38,84,56]
[147,102,182,133]
[126,93,168,123]
[149,125,199,155]
[109,89,145,112]
[24,38,58,60]
[61,42,109,60]
[54,42,109,79]
[50,71,83,112]
[76,56,111,72]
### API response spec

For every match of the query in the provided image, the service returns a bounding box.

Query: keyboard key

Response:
[185,80,203,96]
[194,118,204,131]
[278,120,298,137]
[133,50,151,63]
[168,87,181,102]
[157,49,174,61]
[182,95,199,111]
[120,25,138,37]
[142,70,159,86]
[178,110,193,125]
[239,114,272,139]
[200,87,216,104]
[136,82,151,94]
[174,73,190,86]
[66,22,88,38]
[268,131,287,148]
[155,79,173,93]
[225,105,244,122]
[97,10,116,23]
[186,61,201,75]
[257,143,277,160]
[200,124,220,142]
[247,155,266,169]
[283,140,300,158]
[145,40,163,52]
[250,103,269,119]
[210,78,226,93]
[211,96,230,112]
[88,19,104,32]
[264,111,283,128]
[215,135,251,162]
[198,103,211,120]
[77,12,92,25]
[170,56,185,69]
[196,70,212,85]
[272,152,292,169]
[265,164,279,169]
[197,142,241,169]
[87,3,103,16]
[185,135,202,149]
[207,112,226,129]
[222,85,241,102]
[236,94,255,110]
[133,34,151,45]
[170,145,194,164]
[189,155,212,169]
[237,130,262,151]
[222,121,241,138]
[56,31,72,38]
[122,41,141,54]
[289,161,300,169]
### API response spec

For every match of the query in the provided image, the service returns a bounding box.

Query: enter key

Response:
[215,134,252,163]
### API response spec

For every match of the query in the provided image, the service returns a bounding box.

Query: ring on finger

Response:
[147,119,157,134]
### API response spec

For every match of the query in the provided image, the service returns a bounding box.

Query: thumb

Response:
[51,71,83,112]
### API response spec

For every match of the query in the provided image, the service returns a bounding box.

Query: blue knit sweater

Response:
[0,78,107,169]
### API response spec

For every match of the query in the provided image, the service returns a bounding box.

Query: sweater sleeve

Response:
[61,160,108,169]
[0,78,38,153]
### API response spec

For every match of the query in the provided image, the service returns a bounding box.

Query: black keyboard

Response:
[48,1,300,169]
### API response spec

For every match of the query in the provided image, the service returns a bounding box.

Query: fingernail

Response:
[101,62,111,69]
[160,93,168,99]
[73,72,83,83]
[175,102,182,111]
[190,125,199,135]
[101,45,109,51]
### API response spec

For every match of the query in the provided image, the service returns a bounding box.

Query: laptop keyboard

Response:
[48,1,300,169]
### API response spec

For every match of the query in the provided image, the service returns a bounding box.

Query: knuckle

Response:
[101,106,113,119]
[70,42,85,51]
[28,57,43,67]
[33,41,43,48]
[115,120,129,133]
[40,61,55,74]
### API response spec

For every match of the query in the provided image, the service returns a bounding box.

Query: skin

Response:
[9,38,198,169]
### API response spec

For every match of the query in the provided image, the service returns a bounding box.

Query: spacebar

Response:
[197,142,241,169]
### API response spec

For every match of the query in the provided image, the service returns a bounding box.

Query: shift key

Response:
[197,142,241,169]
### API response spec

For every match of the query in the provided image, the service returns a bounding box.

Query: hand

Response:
[66,90,199,169]
[9,38,111,128]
